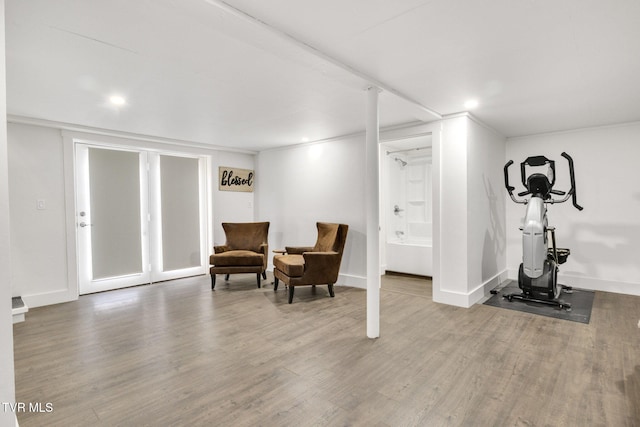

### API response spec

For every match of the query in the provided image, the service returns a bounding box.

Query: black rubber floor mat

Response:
[484,280,594,324]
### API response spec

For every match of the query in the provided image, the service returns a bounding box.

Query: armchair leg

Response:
[225,274,230,281]
[288,286,294,304]
[211,274,216,290]
[262,271,267,280]
[328,284,335,297]
[256,273,261,288]
[274,277,279,291]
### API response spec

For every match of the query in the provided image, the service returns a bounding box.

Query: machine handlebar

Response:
[503,160,515,193]
[561,152,583,211]
[504,160,527,204]
[503,152,583,210]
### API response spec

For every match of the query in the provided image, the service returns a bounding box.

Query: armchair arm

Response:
[214,245,230,254]
[285,246,315,255]
[259,243,269,269]
[301,251,342,283]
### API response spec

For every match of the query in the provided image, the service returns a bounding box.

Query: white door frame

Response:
[75,143,152,294]
[148,152,209,283]
[74,140,209,295]
[379,122,442,301]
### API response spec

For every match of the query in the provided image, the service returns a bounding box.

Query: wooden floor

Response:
[12,274,640,426]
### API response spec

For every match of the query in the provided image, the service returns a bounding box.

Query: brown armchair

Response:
[273,222,348,303]
[210,222,269,289]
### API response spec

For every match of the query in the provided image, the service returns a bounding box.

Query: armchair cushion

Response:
[273,254,305,277]
[210,250,264,267]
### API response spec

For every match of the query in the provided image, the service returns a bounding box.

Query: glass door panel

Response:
[77,145,150,294]
[150,154,207,281]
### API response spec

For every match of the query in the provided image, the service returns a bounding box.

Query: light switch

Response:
[37,199,46,210]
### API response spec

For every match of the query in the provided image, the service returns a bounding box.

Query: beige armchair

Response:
[273,222,348,303]
[210,222,269,289]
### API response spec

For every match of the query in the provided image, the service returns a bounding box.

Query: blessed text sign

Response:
[218,167,254,192]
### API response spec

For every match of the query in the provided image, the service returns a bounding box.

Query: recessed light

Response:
[109,95,126,106]
[464,99,479,109]
[301,137,310,143]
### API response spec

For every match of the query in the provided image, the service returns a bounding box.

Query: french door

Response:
[76,144,208,294]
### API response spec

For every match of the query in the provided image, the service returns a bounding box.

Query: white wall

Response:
[256,134,367,287]
[8,125,68,303]
[0,1,17,423]
[467,118,507,299]
[506,121,640,295]
[211,151,255,246]
[434,116,469,305]
[7,121,255,307]
[433,115,507,307]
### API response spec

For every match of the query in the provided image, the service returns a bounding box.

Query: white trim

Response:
[206,155,214,258]
[337,273,367,289]
[8,114,257,154]
[435,269,508,308]
[507,118,640,141]
[380,130,432,144]
[440,111,505,139]
[431,123,442,306]
[433,287,473,308]
[12,300,27,324]
[507,268,640,296]
[472,270,508,305]
[62,131,80,303]
[22,288,75,309]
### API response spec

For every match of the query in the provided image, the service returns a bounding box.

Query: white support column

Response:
[0,0,17,423]
[366,86,380,339]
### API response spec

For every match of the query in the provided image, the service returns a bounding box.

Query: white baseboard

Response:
[337,273,367,289]
[435,269,508,308]
[22,288,77,309]
[12,297,28,324]
[470,271,508,304]
[12,313,26,324]
[506,269,640,296]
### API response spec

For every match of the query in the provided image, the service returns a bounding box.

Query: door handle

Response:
[79,222,93,228]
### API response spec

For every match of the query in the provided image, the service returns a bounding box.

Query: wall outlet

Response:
[36,199,46,210]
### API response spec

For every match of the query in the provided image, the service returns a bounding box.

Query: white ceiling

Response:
[6,0,640,151]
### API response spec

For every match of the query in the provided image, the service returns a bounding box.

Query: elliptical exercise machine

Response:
[503,152,583,311]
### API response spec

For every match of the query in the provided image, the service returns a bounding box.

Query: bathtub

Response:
[385,238,432,277]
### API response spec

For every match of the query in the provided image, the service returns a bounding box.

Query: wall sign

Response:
[218,167,254,192]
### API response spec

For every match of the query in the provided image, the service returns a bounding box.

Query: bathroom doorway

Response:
[380,134,433,278]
